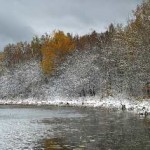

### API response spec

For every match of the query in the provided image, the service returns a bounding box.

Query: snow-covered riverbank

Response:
[0,95,150,115]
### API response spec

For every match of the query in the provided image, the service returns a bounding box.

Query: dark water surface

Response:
[0,105,150,150]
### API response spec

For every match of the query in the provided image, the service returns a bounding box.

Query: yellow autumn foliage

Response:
[40,30,75,74]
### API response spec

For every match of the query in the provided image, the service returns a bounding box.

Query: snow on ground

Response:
[0,95,150,115]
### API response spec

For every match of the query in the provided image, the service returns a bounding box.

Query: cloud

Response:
[0,0,142,50]
[0,12,35,50]
[0,14,34,40]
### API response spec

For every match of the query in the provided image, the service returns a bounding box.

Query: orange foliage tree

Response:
[40,30,75,74]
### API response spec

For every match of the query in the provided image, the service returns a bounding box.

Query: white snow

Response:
[0,95,150,115]
[0,51,149,116]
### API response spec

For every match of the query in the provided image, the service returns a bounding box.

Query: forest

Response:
[0,0,149,100]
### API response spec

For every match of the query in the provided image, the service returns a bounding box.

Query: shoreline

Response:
[0,95,150,115]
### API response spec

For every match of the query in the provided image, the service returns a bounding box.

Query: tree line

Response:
[1,0,150,99]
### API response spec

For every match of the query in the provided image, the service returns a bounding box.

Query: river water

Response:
[0,105,150,150]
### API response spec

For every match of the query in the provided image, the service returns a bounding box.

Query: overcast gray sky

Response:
[0,0,142,51]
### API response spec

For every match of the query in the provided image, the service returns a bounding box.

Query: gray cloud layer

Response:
[0,0,141,50]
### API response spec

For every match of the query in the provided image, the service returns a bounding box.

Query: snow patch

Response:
[0,95,150,115]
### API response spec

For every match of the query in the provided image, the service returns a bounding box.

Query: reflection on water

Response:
[35,138,86,150]
[35,138,69,150]
[0,105,150,150]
